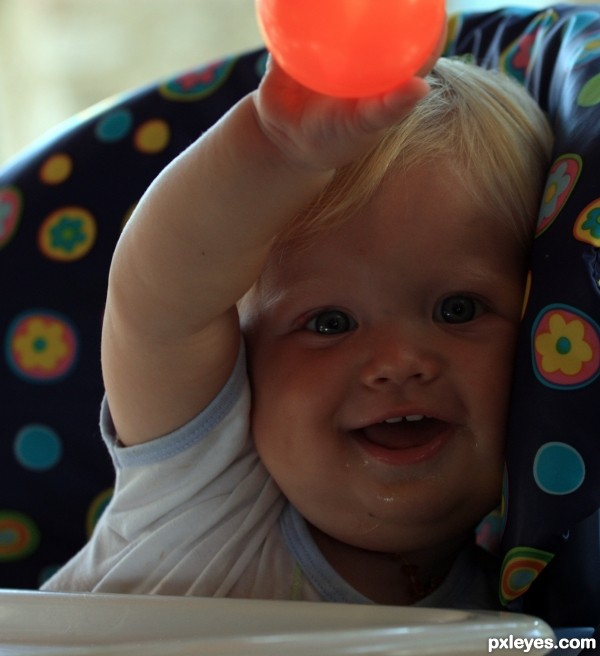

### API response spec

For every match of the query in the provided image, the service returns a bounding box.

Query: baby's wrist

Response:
[250,92,335,177]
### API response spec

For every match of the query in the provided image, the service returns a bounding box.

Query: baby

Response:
[42,53,552,608]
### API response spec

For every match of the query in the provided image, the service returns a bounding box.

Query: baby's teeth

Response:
[383,415,426,424]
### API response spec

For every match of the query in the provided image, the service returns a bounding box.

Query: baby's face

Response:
[244,161,527,557]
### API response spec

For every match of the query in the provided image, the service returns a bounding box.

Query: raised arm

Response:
[101,59,433,446]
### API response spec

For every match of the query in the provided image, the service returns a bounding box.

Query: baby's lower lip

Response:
[352,419,453,466]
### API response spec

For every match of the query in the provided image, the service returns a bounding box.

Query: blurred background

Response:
[0,0,594,164]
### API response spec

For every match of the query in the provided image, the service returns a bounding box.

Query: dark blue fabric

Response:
[0,52,267,588]
[447,6,600,624]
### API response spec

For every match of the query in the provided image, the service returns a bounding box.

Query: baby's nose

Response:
[359,327,443,388]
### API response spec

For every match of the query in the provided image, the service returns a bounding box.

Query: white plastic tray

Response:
[0,590,554,655]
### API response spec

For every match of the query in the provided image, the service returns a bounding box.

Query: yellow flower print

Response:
[13,318,69,371]
[534,313,593,375]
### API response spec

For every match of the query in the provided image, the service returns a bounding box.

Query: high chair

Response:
[444,5,600,639]
[0,4,598,651]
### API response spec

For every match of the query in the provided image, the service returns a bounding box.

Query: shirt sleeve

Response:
[41,343,278,594]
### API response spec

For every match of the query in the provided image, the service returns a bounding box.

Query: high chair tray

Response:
[0,589,554,655]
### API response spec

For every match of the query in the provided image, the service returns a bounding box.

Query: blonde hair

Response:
[239,58,553,325]
[273,57,553,256]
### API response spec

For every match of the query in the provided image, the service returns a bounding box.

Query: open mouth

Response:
[353,416,453,465]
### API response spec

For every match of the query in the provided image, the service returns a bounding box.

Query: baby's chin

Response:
[307,513,475,577]
[292,486,478,557]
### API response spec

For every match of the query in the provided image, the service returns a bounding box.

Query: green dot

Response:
[578,73,600,107]
[555,336,572,355]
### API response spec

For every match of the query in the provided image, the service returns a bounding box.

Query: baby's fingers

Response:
[358,11,448,134]
[357,77,430,133]
[358,10,445,132]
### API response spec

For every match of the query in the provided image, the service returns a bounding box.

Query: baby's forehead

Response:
[259,255,322,304]
[258,162,526,293]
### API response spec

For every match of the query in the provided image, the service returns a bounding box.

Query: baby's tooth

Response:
[383,415,426,424]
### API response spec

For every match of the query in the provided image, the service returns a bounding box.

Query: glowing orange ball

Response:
[256,0,446,98]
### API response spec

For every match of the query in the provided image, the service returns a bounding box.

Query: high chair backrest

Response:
[0,51,266,588]
[0,4,598,630]
[447,5,600,629]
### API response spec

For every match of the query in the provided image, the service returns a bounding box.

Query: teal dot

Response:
[95,109,133,142]
[556,336,572,355]
[33,337,47,352]
[533,442,585,495]
[14,425,62,471]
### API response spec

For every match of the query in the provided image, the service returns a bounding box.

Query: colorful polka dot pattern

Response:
[532,305,600,389]
[158,59,238,100]
[6,310,78,382]
[500,545,554,605]
[536,155,581,237]
[0,511,40,562]
[0,186,22,249]
[449,7,600,616]
[574,197,600,247]
[0,53,264,588]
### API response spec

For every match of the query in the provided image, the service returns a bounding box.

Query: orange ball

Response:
[256,0,445,98]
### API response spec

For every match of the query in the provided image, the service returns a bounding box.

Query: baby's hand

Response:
[253,57,431,173]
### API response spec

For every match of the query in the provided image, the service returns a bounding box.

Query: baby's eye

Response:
[434,295,486,324]
[305,310,357,335]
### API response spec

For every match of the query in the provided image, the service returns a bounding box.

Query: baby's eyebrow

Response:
[443,255,516,281]
[262,276,330,315]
